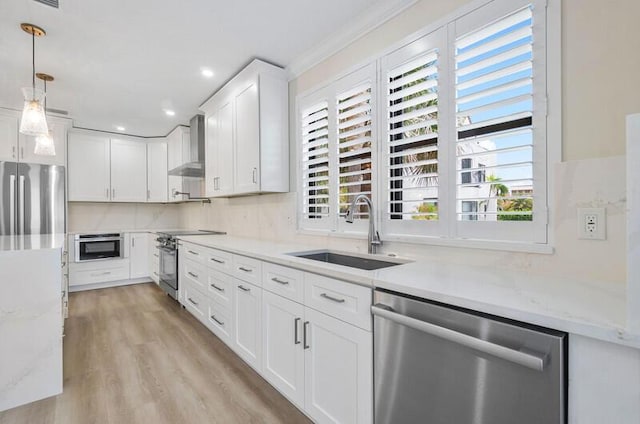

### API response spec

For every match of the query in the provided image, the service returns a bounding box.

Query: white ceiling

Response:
[0,0,389,137]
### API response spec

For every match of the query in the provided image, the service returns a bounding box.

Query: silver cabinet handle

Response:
[188,250,199,256]
[106,188,109,199]
[320,293,345,303]
[153,272,158,276]
[238,266,252,273]
[210,283,224,292]
[294,317,301,345]
[20,146,24,159]
[238,285,250,292]
[132,237,135,248]
[12,145,16,159]
[187,271,199,279]
[188,297,198,306]
[210,315,224,326]
[371,304,547,372]
[147,189,151,200]
[303,321,310,349]
[210,257,225,264]
[112,188,115,199]
[252,167,257,184]
[271,277,289,285]
[154,254,159,258]
[90,271,111,277]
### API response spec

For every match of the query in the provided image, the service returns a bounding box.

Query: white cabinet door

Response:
[205,110,218,197]
[0,111,18,162]
[129,233,149,279]
[110,139,147,202]
[19,118,68,166]
[233,278,262,371]
[262,291,305,408]
[304,307,373,424]
[147,141,168,202]
[68,132,111,201]
[167,128,182,170]
[205,102,234,197]
[234,81,260,194]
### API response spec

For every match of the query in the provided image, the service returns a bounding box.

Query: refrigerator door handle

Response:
[18,175,25,235]
[9,174,16,235]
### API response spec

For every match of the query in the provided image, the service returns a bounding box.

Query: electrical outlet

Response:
[578,208,606,240]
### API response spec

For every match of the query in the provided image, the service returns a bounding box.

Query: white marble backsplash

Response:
[68,202,181,233]
[179,156,627,284]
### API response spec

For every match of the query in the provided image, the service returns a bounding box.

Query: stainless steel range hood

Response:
[168,115,205,178]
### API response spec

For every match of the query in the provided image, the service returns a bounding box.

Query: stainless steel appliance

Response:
[167,115,205,178]
[373,289,567,424]
[156,230,226,299]
[74,233,125,262]
[0,161,65,235]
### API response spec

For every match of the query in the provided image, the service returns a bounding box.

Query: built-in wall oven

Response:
[74,233,125,262]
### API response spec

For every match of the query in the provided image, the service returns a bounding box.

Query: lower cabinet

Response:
[262,291,306,408]
[129,233,149,279]
[148,233,160,284]
[233,278,263,371]
[178,241,372,424]
[304,307,372,424]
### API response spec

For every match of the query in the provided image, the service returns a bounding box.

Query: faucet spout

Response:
[345,194,382,254]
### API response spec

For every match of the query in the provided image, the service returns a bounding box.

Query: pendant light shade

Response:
[20,87,49,136]
[34,73,56,156]
[19,23,49,138]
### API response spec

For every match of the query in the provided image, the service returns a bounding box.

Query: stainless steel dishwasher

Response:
[373,289,567,424]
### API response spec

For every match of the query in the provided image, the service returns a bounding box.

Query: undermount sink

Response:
[288,250,409,271]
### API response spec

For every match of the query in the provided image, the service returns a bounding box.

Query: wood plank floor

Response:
[0,283,311,424]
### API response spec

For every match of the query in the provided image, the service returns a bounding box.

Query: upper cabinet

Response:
[69,130,169,203]
[147,140,168,203]
[201,59,289,197]
[0,108,69,166]
[68,132,111,202]
[167,126,189,202]
[110,139,147,202]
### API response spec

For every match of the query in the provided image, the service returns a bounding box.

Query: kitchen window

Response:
[298,0,555,247]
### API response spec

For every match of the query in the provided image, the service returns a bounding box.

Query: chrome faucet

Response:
[345,194,382,254]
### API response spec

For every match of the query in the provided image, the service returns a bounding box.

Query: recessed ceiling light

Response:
[201,68,214,78]
[165,110,175,117]
[116,126,125,131]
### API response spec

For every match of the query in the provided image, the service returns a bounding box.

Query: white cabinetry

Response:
[167,126,189,202]
[0,109,69,166]
[19,117,69,166]
[129,233,149,279]
[0,110,19,161]
[262,290,305,407]
[304,307,372,424]
[110,139,147,202]
[233,278,263,371]
[201,59,289,197]
[68,132,111,201]
[147,141,168,202]
[148,233,160,284]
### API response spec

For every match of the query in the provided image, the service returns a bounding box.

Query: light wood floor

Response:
[0,283,311,424]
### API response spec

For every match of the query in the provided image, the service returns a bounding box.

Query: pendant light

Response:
[34,73,56,156]
[19,23,49,137]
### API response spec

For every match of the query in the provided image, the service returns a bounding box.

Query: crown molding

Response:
[285,0,419,80]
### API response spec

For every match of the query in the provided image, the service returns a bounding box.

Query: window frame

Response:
[296,0,559,253]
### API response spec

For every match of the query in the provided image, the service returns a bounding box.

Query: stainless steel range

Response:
[156,230,225,299]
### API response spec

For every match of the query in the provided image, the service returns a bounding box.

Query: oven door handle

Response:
[77,237,123,243]
[371,304,547,372]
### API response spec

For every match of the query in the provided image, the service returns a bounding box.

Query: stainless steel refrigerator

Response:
[0,162,65,235]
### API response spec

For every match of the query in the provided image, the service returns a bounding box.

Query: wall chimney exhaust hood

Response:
[168,114,205,178]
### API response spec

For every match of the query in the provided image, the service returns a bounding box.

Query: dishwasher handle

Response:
[372,304,547,372]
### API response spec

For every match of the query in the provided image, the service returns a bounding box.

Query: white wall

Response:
[68,203,180,232]
[180,0,639,285]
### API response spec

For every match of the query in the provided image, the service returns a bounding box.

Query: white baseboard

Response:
[68,277,152,292]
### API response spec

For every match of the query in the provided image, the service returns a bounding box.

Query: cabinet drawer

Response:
[304,273,372,331]
[208,269,233,307]
[183,280,207,324]
[206,248,233,273]
[233,255,262,286]
[182,259,207,292]
[181,242,206,265]
[69,260,130,286]
[262,262,304,304]
[207,299,232,343]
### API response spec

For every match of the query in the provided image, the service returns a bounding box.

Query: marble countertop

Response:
[67,228,186,235]
[179,234,638,349]
[0,233,66,252]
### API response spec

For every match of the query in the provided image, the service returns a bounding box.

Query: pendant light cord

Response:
[32,30,36,98]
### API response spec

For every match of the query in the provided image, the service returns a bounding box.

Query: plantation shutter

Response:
[337,83,373,220]
[453,0,547,243]
[381,28,449,238]
[300,99,331,229]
